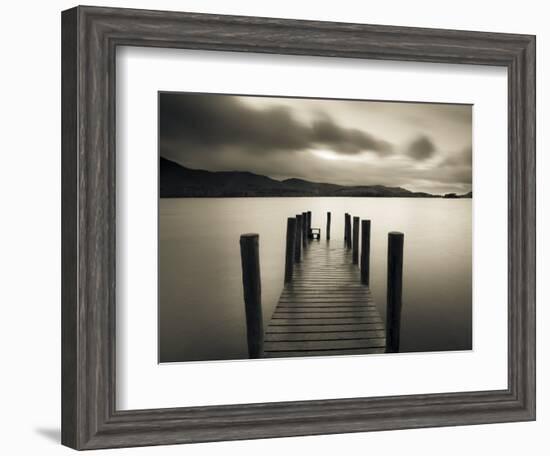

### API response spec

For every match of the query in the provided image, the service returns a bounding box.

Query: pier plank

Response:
[266,323,384,332]
[264,338,386,352]
[265,330,385,342]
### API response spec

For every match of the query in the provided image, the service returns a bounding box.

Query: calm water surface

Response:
[159,198,472,362]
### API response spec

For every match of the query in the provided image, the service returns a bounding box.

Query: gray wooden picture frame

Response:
[61,5,536,450]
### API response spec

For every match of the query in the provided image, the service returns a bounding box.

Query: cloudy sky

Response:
[159,92,472,195]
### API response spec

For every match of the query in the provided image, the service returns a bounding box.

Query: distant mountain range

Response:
[160,157,472,199]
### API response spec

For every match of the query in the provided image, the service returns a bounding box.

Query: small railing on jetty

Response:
[239,211,404,359]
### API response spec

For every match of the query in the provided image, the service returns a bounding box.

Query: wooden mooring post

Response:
[307,211,312,237]
[360,220,371,285]
[352,216,360,264]
[239,233,263,358]
[295,214,302,263]
[344,213,348,243]
[345,213,352,249]
[386,231,404,353]
[284,217,297,284]
[326,212,331,240]
[301,212,307,246]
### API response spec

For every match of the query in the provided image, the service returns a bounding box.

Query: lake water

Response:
[159,197,472,363]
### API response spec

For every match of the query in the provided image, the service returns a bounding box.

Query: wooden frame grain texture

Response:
[61,5,536,450]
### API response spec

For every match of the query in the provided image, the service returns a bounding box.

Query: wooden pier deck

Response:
[263,240,386,358]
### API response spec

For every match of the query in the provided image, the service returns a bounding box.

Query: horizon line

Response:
[160,156,472,197]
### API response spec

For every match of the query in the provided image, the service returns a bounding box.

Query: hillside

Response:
[160,158,451,198]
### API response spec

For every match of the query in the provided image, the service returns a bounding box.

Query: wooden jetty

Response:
[263,240,385,358]
[239,212,404,359]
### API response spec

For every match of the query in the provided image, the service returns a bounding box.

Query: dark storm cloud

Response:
[160,93,394,158]
[407,135,436,161]
[312,119,393,155]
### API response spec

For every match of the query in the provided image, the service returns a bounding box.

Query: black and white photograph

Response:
[159,92,473,363]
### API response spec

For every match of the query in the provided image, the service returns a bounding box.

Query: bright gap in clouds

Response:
[312,149,368,162]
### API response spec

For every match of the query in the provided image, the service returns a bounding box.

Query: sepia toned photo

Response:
[158,92,472,363]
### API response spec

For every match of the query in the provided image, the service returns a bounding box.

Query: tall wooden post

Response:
[386,231,404,353]
[307,211,312,237]
[326,212,331,240]
[344,213,349,243]
[239,233,263,358]
[344,213,348,247]
[345,214,352,249]
[352,216,360,264]
[360,220,371,285]
[302,212,308,246]
[284,217,297,284]
[295,214,302,263]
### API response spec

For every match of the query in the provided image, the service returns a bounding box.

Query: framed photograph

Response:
[61,6,535,450]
